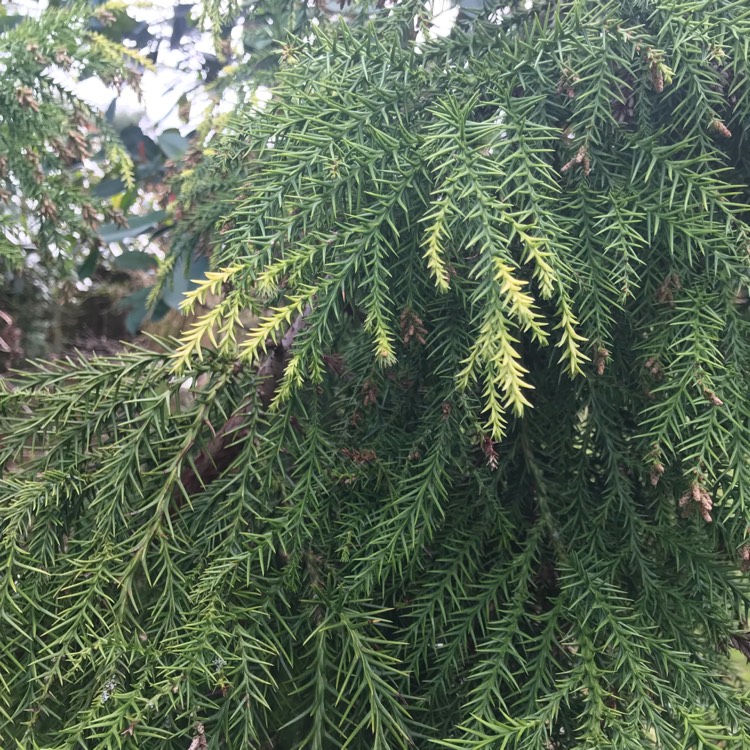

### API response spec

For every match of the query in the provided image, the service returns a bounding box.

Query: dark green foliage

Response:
[3,1,750,747]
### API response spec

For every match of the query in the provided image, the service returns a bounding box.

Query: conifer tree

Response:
[3,0,750,748]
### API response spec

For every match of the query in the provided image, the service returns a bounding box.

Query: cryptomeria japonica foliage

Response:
[3,0,750,747]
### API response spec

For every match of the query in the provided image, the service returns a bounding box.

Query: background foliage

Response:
[0,1,146,361]
[1,0,232,366]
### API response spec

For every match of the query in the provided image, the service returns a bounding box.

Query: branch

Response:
[176,306,311,503]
